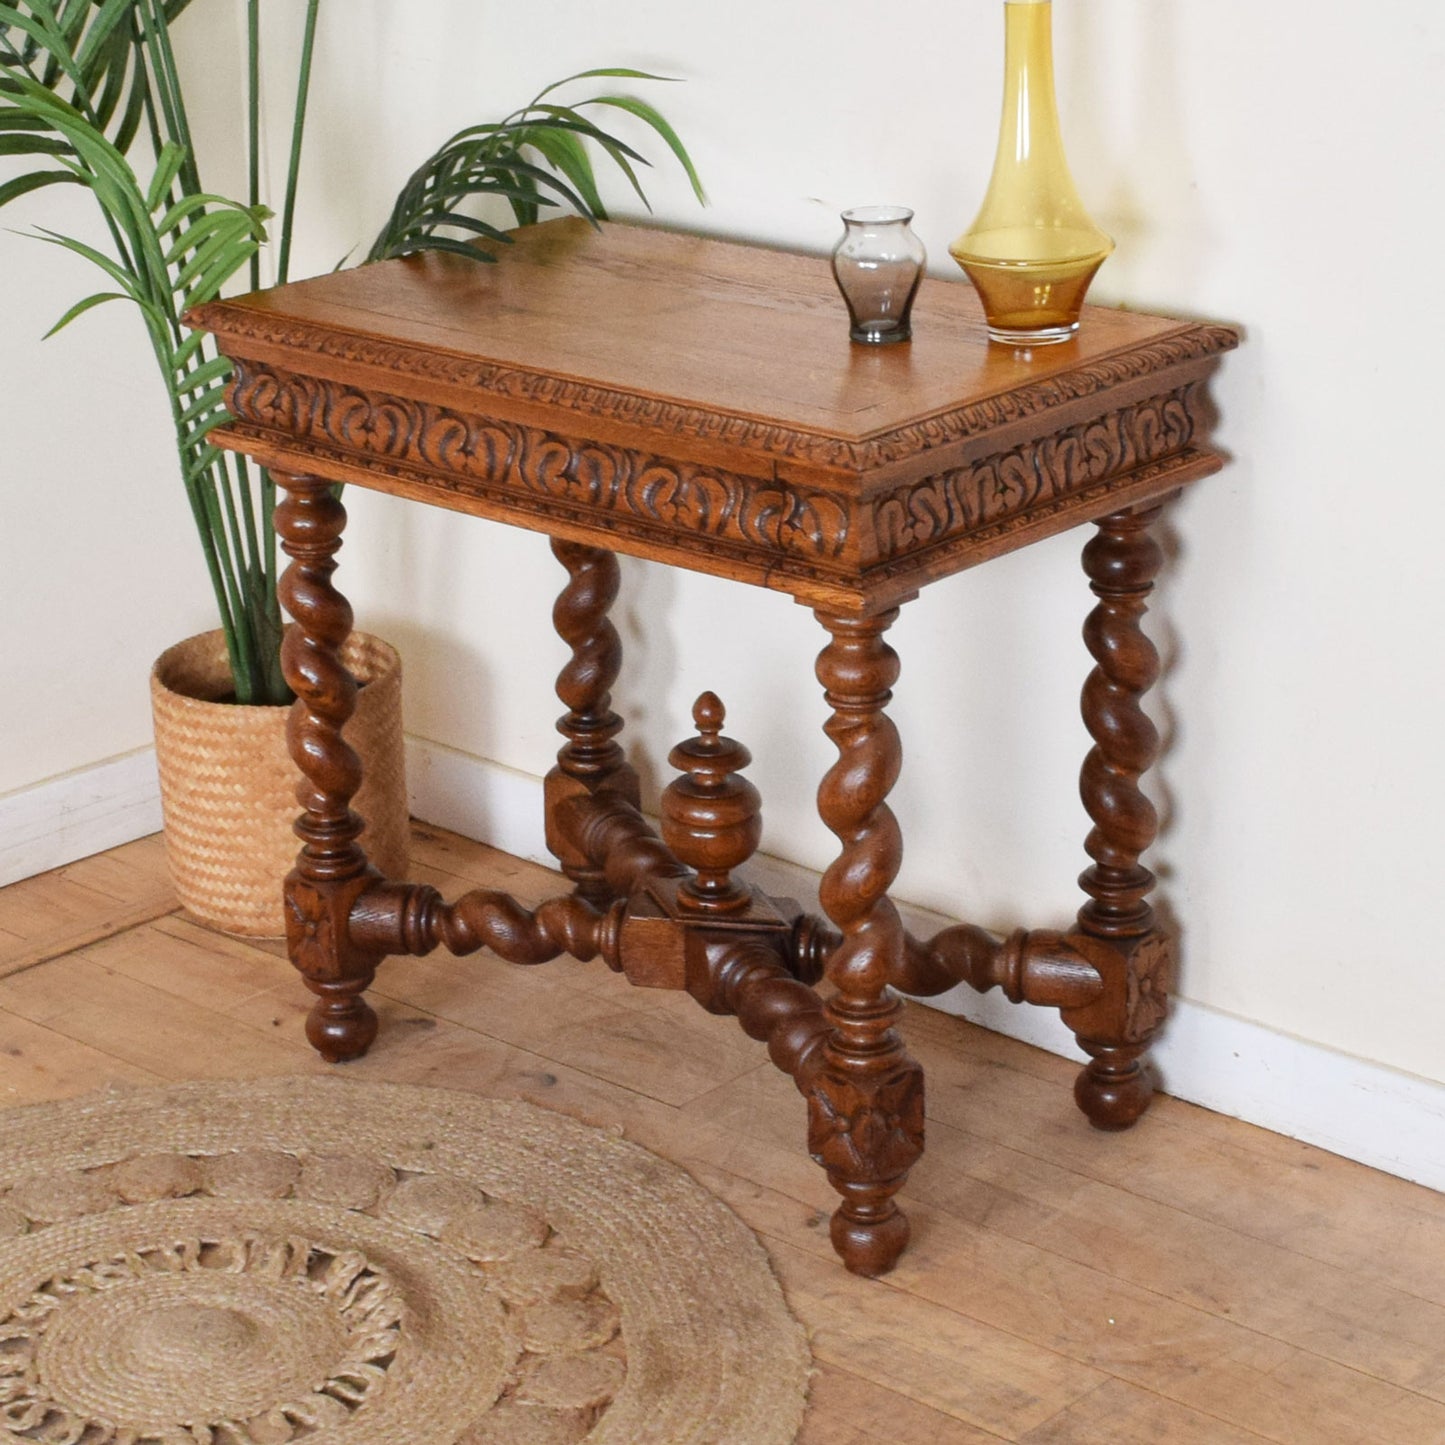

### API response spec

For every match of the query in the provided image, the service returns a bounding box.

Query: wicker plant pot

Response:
[150,629,408,937]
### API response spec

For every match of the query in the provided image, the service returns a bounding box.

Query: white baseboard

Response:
[0,749,163,889]
[405,736,560,866]
[1144,995,1445,1191]
[7,738,1442,1195]
[924,970,1445,1191]
[408,738,1445,1195]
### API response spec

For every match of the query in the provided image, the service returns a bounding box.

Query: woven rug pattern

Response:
[0,1078,810,1444]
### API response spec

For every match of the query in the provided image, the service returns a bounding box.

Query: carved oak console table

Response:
[194,220,1237,1277]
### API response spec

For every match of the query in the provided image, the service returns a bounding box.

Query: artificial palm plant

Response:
[0,0,702,704]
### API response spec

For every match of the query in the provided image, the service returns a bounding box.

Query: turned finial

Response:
[662,693,762,913]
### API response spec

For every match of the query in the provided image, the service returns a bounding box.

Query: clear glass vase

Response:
[831,206,927,345]
[950,0,1113,345]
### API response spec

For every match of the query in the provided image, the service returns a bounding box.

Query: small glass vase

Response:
[950,0,1113,346]
[831,206,927,345]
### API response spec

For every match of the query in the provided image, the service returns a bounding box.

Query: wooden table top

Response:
[195,220,1237,610]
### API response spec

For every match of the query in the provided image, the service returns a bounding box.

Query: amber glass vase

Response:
[950,0,1113,345]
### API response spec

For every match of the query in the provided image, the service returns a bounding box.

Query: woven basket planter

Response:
[150,629,408,937]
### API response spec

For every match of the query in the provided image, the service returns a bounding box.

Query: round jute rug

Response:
[0,1078,811,1445]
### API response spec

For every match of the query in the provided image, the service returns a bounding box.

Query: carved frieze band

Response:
[196,300,1235,470]
[227,358,853,566]
[870,384,1200,561]
[225,360,1211,587]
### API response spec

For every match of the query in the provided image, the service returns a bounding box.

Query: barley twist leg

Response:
[275,473,381,1062]
[809,607,924,1277]
[1065,505,1174,1128]
[545,540,640,902]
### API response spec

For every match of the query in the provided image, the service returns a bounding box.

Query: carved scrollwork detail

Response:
[229,360,851,564]
[196,300,1236,470]
[226,361,1223,601]
[872,387,1198,559]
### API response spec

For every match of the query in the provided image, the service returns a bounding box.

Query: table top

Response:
[196,220,1237,611]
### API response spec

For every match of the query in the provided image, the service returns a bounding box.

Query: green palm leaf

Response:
[0,0,189,152]
[0,164,72,202]
[367,72,703,264]
[2,19,702,703]
[41,285,128,335]
[582,94,705,203]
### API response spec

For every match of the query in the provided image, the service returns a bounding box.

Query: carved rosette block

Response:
[275,473,381,1062]
[1068,504,1171,1128]
[810,609,924,1277]
[545,541,641,903]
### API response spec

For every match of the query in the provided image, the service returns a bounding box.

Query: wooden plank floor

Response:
[2,824,1443,1443]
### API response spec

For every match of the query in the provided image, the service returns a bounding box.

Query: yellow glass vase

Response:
[950,0,1113,345]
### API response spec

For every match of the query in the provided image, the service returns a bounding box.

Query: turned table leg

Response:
[1065,504,1174,1128]
[808,608,925,1277]
[275,473,381,1063]
[545,540,641,903]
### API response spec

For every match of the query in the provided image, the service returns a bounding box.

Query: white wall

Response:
[4,2,1443,1091]
[0,185,218,796]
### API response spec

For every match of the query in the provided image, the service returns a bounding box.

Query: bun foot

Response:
[831,1201,912,1278]
[1074,1042,1154,1131]
[306,990,379,1063]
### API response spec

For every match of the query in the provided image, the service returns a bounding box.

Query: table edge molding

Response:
[191,300,1238,472]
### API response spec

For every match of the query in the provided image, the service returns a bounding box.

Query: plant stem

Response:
[260,463,279,624]
[276,0,319,286]
[231,446,260,583]
[246,0,259,291]
[135,0,199,194]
